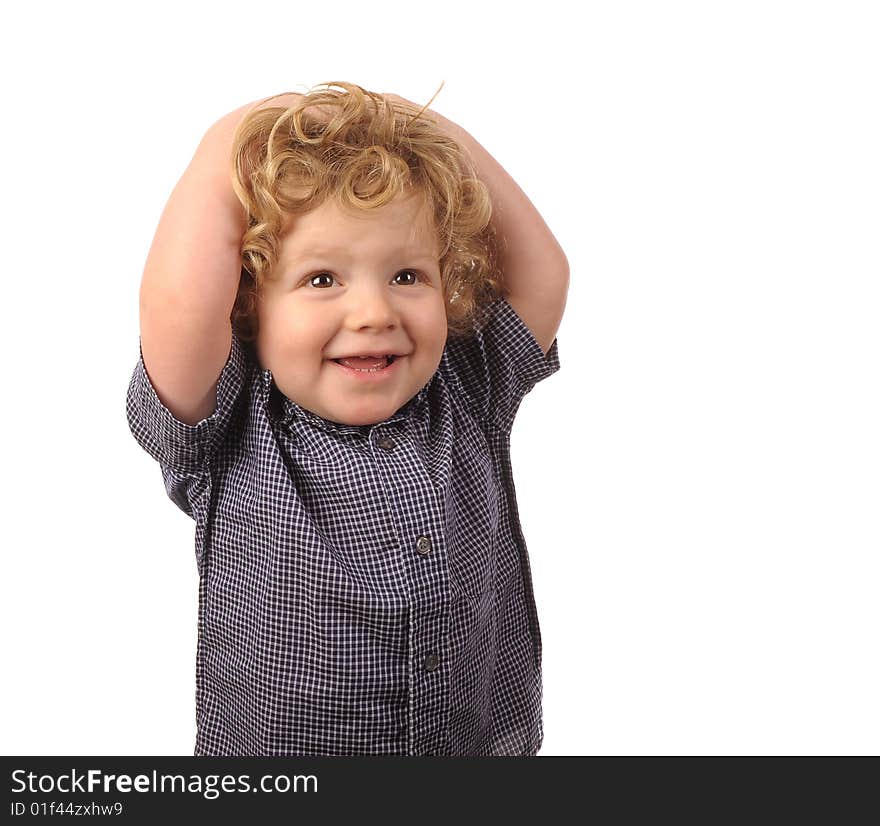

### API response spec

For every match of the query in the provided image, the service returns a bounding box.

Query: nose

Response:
[343,281,399,329]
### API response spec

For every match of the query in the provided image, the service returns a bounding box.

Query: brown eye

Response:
[394,270,420,285]
[308,272,335,288]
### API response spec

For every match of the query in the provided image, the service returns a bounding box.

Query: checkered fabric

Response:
[125,295,561,756]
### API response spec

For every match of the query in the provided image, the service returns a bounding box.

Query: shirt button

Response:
[424,653,440,671]
[416,536,432,555]
[377,435,396,451]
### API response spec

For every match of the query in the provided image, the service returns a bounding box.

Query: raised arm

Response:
[138,108,247,425]
[138,95,303,425]
[386,94,570,356]
[438,117,568,356]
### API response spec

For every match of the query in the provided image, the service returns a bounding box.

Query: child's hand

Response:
[205,93,306,149]
[382,92,415,108]
[381,90,462,139]
[382,92,436,119]
[194,92,338,192]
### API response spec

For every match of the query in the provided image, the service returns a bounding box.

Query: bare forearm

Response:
[430,112,570,293]
[139,118,248,323]
[136,102,267,425]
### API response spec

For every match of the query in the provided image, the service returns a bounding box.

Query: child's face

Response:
[255,192,447,426]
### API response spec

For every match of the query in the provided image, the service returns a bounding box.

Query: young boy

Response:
[126,82,568,756]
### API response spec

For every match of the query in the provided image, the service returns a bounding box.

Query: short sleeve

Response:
[125,333,250,473]
[441,295,561,432]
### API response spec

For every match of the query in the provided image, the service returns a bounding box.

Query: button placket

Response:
[368,420,446,750]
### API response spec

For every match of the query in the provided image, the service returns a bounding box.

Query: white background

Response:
[1,0,877,756]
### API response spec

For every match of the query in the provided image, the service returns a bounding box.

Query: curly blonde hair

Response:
[229,81,504,344]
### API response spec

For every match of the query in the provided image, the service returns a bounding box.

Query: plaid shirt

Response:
[126,295,561,756]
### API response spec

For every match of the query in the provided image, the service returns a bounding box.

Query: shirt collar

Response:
[258,366,433,436]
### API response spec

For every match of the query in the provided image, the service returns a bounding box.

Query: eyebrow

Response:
[283,249,439,269]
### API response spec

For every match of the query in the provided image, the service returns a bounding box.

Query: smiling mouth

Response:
[329,355,405,373]
[331,354,401,369]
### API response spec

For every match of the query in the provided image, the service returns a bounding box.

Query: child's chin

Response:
[336,400,403,427]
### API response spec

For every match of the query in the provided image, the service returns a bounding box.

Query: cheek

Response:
[424,304,450,346]
[411,294,447,327]
[260,300,324,353]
